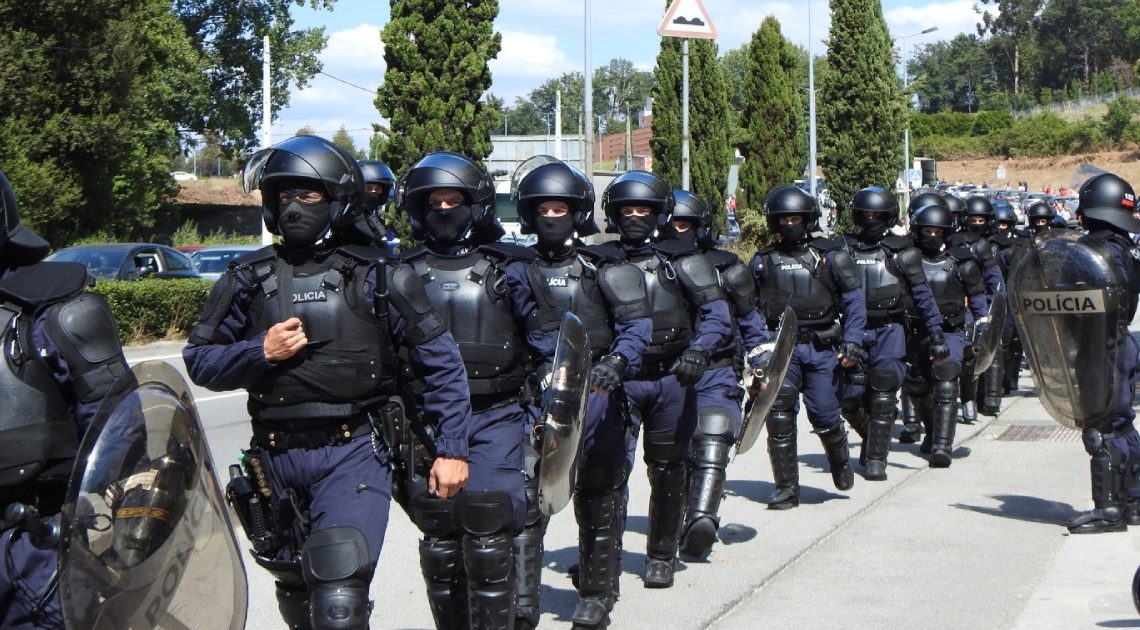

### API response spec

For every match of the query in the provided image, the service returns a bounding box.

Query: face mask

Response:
[672,230,699,247]
[778,223,806,244]
[424,205,474,244]
[535,214,575,247]
[278,199,331,247]
[363,192,386,213]
[967,222,988,235]
[620,215,656,242]
[859,219,888,242]
[917,234,944,254]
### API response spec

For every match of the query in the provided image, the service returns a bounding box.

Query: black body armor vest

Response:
[845,241,906,324]
[627,250,696,375]
[757,247,838,329]
[527,256,613,358]
[409,250,527,396]
[243,249,398,419]
[921,255,968,328]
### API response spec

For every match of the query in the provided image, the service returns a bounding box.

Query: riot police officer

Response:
[751,185,867,508]
[957,196,1006,419]
[342,159,397,250]
[658,189,768,558]
[838,186,946,480]
[1067,172,1140,533]
[905,203,990,466]
[184,136,472,629]
[395,151,546,628]
[513,159,652,629]
[1025,200,1057,235]
[597,171,731,589]
[0,171,132,630]
[990,200,1027,396]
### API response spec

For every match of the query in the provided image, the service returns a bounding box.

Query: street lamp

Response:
[898,26,937,213]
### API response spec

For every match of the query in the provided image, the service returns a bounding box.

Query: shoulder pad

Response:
[703,248,741,270]
[598,264,651,322]
[809,237,844,252]
[387,264,447,345]
[336,244,389,264]
[721,261,758,313]
[582,241,625,261]
[394,245,430,263]
[946,246,975,262]
[233,245,277,267]
[44,291,128,402]
[674,253,724,305]
[757,244,778,257]
[989,234,1013,248]
[652,239,700,257]
[0,261,88,309]
[880,235,912,252]
[477,242,535,262]
[894,247,927,287]
[576,244,617,264]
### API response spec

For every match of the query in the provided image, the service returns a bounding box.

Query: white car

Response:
[171,171,198,181]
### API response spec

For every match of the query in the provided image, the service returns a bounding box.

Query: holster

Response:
[377,399,437,514]
[226,447,291,559]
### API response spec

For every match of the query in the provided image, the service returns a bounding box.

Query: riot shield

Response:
[972,292,1007,375]
[1008,230,1129,429]
[737,307,797,455]
[536,313,590,516]
[510,154,562,200]
[60,361,247,630]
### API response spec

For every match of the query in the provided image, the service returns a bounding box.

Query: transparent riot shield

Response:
[737,307,797,455]
[972,292,1007,376]
[60,361,247,629]
[537,313,590,516]
[1008,231,1129,429]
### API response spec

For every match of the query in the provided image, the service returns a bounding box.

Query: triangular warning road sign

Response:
[658,0,718,40]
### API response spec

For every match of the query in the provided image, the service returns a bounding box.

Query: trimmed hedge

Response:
[88,278,212,345]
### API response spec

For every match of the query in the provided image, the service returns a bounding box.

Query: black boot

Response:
[572,490,622,628]
[513,476,548,630]
[817,423,855,491]
[463,532,517,629]
[959,400,977,424]
[930,379,959,467]
[980,361,1003,416]
[680,435,732,559]
[1069,430,1126,534]
[898,391,921,444]
[911,393,934,454]
[842,401,868,441]
[419,537,468,630]
[1003,343,1022,395]
[862,388,897,481]
[765,410,799,509]
[644,458,687,588]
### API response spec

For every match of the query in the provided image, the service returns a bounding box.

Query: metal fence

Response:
[1013,87,1140,118]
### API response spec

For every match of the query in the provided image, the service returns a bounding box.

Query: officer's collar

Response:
[534,242,575,263]
[426,242,474,257]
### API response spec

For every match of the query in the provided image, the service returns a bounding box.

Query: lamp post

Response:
[898,26,937,213]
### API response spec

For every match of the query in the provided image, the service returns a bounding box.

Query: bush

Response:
[171,219,259,247]
[89,278,212,344]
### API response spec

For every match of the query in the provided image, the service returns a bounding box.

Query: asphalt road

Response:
[126,341,1140,630]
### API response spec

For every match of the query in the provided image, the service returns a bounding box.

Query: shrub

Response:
[89,278,212,344]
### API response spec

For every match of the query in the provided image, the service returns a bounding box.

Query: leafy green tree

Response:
[976,0,1044,99]
[911,34,1000,113]
[737,17,804,246]
[331,125,364,159]
[502,97,546,136]
[595,58,654,125]
[530,72,586,135]
[818,0,902,234]
[376,0,501,175]
[1103,95,1138,142]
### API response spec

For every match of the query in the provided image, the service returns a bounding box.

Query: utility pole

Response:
[898,26,938,213]
[583,0,593,177]
[808,3,817,202]
[261,35,273,246]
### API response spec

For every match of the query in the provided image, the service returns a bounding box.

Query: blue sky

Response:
[275,0,984,148]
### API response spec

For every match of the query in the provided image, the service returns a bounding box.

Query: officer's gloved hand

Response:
[534,362,553,407]
[928,329,951,362]
[590,354,628,394]
[838,342,868,370]
[670,346,709,386]
[746,342,777,378]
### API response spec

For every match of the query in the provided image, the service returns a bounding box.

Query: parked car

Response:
[190,245,262,281]
[171,171,198,181]
[719,213,741,245]
[46,243,200,281]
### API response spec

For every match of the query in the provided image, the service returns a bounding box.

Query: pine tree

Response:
[650,13,733,236]
[818,0,903,234]
[737,17,804,249]
[376,0,501,175]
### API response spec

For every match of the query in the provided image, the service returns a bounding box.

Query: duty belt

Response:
[252,415,372,451]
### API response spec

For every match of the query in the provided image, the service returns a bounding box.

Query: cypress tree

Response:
[818,0,903,234]
[376,0,501,174]
[737,17,804,249]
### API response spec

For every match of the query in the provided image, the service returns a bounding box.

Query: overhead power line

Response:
[318,71,379,94]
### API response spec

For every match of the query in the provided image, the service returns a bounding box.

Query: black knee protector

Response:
[867,367,900,392]
[690,434,733,469]
[772,380,800,413]
[418,537,462,580]
[409,494,456,538]
[275,580,312,629]
[455,490,516,537]
[840,397,864,417]
[696,407,735,438]
[905,369,931,397]
[575,489,619,530]
[932,359,961,382]
[933,377,959,405]
[766,409,796,439]
[523,473,545,530]
[301,527,373,630]
[644,433,685,465]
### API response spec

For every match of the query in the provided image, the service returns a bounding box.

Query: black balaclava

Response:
[858,217,888,243]
[667,220,699,247]
[424,205,474,245]
[619,214,656,243]
[278,189,332,247]
[363,191,385,214]
[916,232,945,256]
[777,216,807,246]
[535,212,576,253]
[966,220,989,236]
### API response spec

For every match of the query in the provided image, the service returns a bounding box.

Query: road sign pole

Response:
[682,38,690,191]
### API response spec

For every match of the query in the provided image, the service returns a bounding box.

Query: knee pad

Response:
[409,494,456,538]
[766,410,796,438]
[867,367,900,392]
[418,537,462,579]
[905,370,931,397]
[1082,427,1110,457]
[643,433,685,464]
[933,378,959,405]
[696,407,735,437]
[301,527,373,629]
[455,490,515,537]
[840,397,863,417]
[691,434,733,468]
[773,381,800,412]
[274,581,312,629]
[933,360,961,382]
[574,490,618,529]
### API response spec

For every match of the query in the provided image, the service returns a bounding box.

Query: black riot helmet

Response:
[243,135,365,236]
[1077,172,1140,233]
[669,189,715,249]
[992,198,1017,230]
[906,190,945,221]
[1024,200,1055,230]
[394,151,500,244]
[943,193,966,227]
[0,171,50,266]
[963,195,995,234]
[764,185,819,245]
[513,159,598,236]
[602,171,674,238]
[849,186,899,227]
[910,203,956,232]
[358,160,396,209]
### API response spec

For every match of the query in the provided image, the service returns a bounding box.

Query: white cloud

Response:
[321,23,386,74]
[491,30,576,80]
[884,1,981,42]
